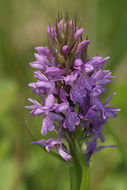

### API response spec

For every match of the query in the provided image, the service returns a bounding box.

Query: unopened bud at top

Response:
[74,28,84,41]
[75,40,89,55]
[47,25,56,38]
[62,45,70,54]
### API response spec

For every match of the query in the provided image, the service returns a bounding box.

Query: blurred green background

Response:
[0,0,127,189]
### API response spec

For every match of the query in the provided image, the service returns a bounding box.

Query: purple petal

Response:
[24,105,38,109]
[63,111,80,132]
[92,69,113,85]
[45,66,65,76]
[78,75,93,91]
[50,76,65,82]
[55,103,69,112]
[30,139,51,145]
[103,92,116,106]
[28,83,45,95]
[64,71,78,85]
[60,87,69,103]
[31,108,44,116]
[29,61,45,70]
[83,63,94,73]
[34,71,48,81]
[45,94,55,108]
[92,69,111,80]
[35,46,51,57]
[25,98,43,116]
[96,145,117,152]
[34,53,47,62]
[87,56,110,69]
[28,98,40,105]
[41,117,55,136]
[58,147,72,161]
[28,82,37,88]
[105,107,120,118]
[70,84,86,104]
[48,112,64,121]
[30,138,60,151]
[86,139,97,154]
[36,81,52,89]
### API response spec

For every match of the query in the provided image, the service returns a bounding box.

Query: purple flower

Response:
[29,53,49,71]
[31,138,72,161]
[25,12,120,163]
[84,138,116,161]
[25,93,63,136]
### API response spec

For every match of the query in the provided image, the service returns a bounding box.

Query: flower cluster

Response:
[25,13,120,162]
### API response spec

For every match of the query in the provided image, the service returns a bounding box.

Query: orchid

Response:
[25,12,120,190]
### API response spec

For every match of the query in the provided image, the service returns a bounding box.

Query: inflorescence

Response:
[25,12,120,163]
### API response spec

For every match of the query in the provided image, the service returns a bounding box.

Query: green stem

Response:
[75,141,89,190]
[69,141,82,190]
[69,164,78,190]
[80,160,89,190]
[69,136,89,190]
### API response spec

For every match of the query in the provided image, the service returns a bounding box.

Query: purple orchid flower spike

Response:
[25,12,120,170]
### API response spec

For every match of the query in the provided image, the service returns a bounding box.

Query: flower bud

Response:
[74,28,84,41]
[62,45,70,54]
[75,40,90,55]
